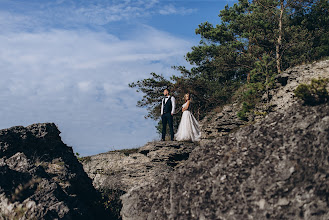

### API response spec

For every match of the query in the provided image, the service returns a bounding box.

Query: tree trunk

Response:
[276,0,284,73]
[266,64,269,107]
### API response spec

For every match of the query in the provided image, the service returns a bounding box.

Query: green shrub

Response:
[237,102,255,121]
[294,78,329,105]
[236,54,277,121]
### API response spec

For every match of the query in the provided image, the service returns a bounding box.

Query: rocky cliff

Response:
[2,60,327,220]
[117,60,329,219]
[0,123,111,220]
[271,59,329,112]
[200,59,329,141]
[121,102,329,220]
[81,141,198,219]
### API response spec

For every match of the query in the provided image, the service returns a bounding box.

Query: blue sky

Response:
[0,0,237,156]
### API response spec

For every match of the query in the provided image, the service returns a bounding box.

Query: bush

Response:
[237,102,255,121]
[236,54,277,121]
[294,78,329,105]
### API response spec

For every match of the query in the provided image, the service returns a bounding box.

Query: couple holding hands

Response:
[161,88,201,142]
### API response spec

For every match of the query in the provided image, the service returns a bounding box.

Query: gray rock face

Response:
[270,59,329,112]
[82,141,198,193]
[0,123,111,220]
[200,103,246,140]
[200,60,329,141]
[121,103,329,220]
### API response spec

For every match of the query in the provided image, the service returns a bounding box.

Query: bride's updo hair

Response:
[184,93,190,101]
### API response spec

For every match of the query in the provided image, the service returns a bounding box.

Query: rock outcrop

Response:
[121,102,329,220]
[2,60,328,219]
[200,59,329,141]
[270,59,329,112]
[119,60,329,220]
[82,141,198,193]
[200,103,246,140]
[0,123,111,220]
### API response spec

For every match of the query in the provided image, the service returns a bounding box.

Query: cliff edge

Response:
[119,60,329,219]
[121,102,329,220]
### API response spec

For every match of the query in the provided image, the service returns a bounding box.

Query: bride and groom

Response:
[161,88,201,142]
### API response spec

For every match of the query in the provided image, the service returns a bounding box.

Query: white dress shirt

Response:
[161,96,175,115]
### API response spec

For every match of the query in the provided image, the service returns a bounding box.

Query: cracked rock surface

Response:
[121,102,329,220]
[0,123,111,220]
[82,141,199,193]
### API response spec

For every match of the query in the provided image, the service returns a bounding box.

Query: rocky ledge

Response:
[82,141,199,193]
[0,123,111,220]
[121,103,329,220]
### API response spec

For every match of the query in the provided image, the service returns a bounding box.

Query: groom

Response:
[161,88,176,141]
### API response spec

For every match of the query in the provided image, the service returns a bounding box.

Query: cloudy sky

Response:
[0,0,236,156]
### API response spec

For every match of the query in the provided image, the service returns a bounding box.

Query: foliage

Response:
[129,72,173,120]
[130,0,329,126]
[75,152,91,163]
[237,54,276,120]
[294,78,329,105]
[301,0,329,60]
[237,102,255,121]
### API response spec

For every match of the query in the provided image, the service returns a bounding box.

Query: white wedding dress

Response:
[175,102,201,142]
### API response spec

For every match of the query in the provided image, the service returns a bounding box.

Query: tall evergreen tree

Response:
[130,0,329,124]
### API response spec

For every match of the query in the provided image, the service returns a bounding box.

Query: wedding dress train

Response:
[175,102,201,142]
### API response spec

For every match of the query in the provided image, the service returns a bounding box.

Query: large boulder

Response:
[0,123,111,220]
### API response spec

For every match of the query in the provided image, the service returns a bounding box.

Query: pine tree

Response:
[129,0,329,124]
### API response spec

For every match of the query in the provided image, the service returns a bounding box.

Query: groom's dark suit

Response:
[161,96,175,141]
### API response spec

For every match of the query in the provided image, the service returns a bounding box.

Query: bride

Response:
[175,93,201,142]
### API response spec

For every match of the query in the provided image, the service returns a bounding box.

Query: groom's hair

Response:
[164,88,170,93]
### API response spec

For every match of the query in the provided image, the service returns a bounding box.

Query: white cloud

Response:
[0,11,38,33]
[74,0,196,24]
[78,81,93,92]
[0,0,196,31]
[159,4,197,15]
[0,0,199,156]
[0,25,192,156]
